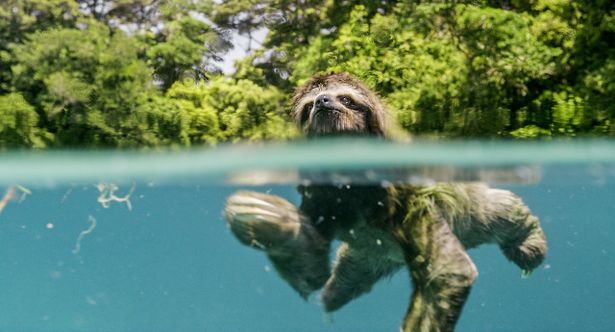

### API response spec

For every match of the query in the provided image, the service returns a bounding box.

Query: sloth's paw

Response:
[224,191,301,250]
[502,218,547,274]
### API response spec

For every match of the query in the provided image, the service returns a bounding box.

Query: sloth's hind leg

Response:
[224,191,330,297]
[321,243,403,312]
[402,211,477,332]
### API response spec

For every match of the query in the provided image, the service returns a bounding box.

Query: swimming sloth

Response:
[224,73,547,332]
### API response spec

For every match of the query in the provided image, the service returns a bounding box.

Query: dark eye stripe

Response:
[300,102,313,124]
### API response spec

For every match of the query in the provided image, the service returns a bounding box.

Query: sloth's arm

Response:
[321,243,404,312]
[224,191,330,297]
[402,211,478,332]
[487,190,547,274]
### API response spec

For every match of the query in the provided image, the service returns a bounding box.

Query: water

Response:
[1,140,614,331]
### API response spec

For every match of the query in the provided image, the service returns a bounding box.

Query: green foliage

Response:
[166,82,221,145]
[145,13,229,90]
[167,78,298,143]
[0,0,260,149]
[0,0,79,92]
[1,0,614,148]
[510,125,552,139]
[0,93,50,148]
[10,21,162,147]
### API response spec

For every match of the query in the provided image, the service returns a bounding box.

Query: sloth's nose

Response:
[315,94,335,109]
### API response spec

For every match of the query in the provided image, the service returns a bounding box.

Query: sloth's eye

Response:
[339,95,353,106]
[300,102,313,124]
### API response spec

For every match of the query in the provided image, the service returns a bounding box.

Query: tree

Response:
[167,77,298,144]
[9,21,186,147]
[0,0,79,93]
[0,93,49,148]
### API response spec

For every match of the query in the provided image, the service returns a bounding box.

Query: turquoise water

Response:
[1,140,614,331]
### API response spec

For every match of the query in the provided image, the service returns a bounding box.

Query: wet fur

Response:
[224,73,547,331]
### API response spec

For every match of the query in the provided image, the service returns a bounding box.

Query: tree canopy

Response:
[0,0,614,148]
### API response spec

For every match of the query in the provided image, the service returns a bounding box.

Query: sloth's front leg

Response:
[224,191,330,297]
[489,189,547,274]
[402,212,478,332]
[451,185,547,275]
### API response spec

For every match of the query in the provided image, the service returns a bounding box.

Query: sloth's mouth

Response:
[308,113,354,137]
[312,108,343,131]
[313,107,342,118]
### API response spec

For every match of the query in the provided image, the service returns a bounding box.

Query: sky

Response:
[217,28,268,74]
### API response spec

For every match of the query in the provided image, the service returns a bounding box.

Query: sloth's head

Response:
[291,73,392,138]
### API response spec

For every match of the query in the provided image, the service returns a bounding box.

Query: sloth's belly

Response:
[338,220,406,264]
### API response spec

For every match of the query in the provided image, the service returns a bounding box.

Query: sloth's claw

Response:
[224,191,300,250]
[226,194,277,209]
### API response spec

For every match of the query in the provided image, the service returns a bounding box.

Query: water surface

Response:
[1,139,614,331]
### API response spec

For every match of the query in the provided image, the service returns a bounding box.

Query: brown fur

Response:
[291,73,404,139]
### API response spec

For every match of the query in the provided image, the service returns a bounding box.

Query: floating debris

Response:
[0,185,30,214]
[72,215,97,254]
[316,216,325,224]
[60,188,73,204]
[250,239,266,250]
[349,229,356,239]
[322,312,334,325]
[96,182,136,210]
[16,185,31,202]
[0,187,16,214]
[380,180,392,188]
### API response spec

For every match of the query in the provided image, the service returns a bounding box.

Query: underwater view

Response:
[1,140,614,332]
[2,1,615,331]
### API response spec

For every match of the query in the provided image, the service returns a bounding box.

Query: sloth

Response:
[224,73,547,332]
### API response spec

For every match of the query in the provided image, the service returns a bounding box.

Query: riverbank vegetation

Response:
[1,0,613,148]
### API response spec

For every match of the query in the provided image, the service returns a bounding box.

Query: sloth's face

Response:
[293,83,377,137]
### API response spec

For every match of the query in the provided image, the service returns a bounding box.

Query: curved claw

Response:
[224,191,300,250]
